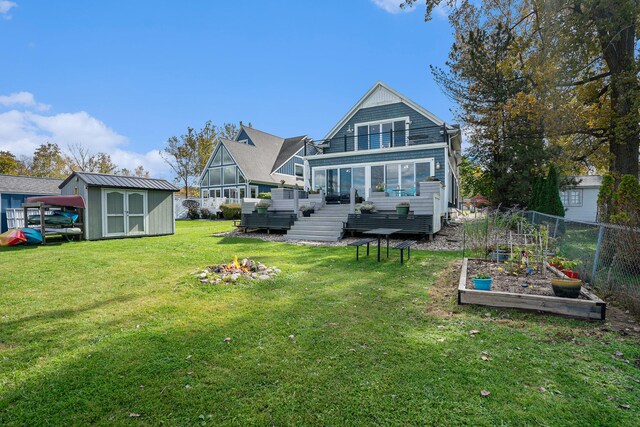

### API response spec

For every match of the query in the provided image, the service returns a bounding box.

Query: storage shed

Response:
[0,174,62,232]
[59,171,179,240]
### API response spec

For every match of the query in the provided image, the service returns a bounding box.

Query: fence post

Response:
[553,217,559,238]
[591,225,605,287]
[532,211,536,225]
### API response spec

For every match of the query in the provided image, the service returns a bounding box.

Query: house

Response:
[0,174,62,232]
[58,171,179,240]
[561,175,602,222]
[237,82,463,241]
[304,81,462,211]
[198,126,315,202]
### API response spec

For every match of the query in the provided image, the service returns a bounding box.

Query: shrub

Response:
[187,206,201,220]
[219,203,241,220]
[357,202,376,213]
[258,192,272,199]
[200,208,211,219]
[182,199,200,209]
[299,205,314,212]
[610,175,640,226]
[597,174,615,222]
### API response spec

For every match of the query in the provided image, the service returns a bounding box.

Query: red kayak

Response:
[0,229,27,246]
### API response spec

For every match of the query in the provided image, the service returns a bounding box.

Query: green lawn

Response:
[1,221,638,425]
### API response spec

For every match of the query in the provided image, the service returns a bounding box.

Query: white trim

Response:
[101,188,148,238]
[304,142,447,161]
[311,158,435,197]
[323,81,453,142]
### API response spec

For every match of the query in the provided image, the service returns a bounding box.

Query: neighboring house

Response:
[59,171,179,240]
[0,174,62,232]
[304,81,462,212]
[561,175,602,222]
[198,126,315,201]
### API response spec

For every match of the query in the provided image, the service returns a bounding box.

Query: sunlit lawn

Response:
[0,221,638,425]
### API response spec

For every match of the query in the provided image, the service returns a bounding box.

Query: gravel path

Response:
[213,222,464,251]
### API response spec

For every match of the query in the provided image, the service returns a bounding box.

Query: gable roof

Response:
[0,174,62,195]
[202,126,307,186]
[322,81,457,142]
[272,135,306,173]
[60,171,179,191]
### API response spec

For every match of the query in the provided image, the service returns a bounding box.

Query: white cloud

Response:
[0,1,17,20]
[0,91,50,111]
[0,95,171,178]
[370,0,412,14]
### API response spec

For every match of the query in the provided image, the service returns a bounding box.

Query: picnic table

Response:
[363,228,402,262]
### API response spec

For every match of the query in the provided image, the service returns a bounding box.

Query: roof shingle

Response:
[0,174,63,195]
[59,172,179,191]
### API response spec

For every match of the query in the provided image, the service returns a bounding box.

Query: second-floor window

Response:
[355,118,407,151]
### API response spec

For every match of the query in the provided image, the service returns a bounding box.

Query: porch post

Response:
[293,189,299,215]
[349,187,356,214]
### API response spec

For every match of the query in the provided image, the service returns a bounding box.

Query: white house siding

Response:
[563,187,599,222]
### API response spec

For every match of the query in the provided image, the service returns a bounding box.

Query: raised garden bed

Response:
[458,258,606,320]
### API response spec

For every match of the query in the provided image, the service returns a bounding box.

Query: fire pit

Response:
[195,257,281,284]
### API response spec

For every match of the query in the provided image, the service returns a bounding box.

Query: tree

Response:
[66,143,117,174]
[161,130,199,197]
[610,175,640,226]
[539,165,565,217]
[134,165,150,178]
[0,151,20,175]
[30,143,67,178]
[597,174,616,222]
[404,0,640,180]
[458,156,492,198]
[528,176,544,211]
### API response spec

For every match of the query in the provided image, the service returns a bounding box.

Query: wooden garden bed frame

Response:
[458,258,606,321]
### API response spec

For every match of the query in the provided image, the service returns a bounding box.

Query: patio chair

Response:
[406,187,417,197]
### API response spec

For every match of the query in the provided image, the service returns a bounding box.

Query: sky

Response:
[0,0,457,178]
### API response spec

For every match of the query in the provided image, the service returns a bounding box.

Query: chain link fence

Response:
[461,209,640,315]
[524,211,640,314]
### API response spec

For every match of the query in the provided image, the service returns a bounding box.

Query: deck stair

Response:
[284,204,350,242]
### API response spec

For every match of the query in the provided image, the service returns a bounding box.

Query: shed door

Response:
[127,192,146,235]
[105,190,126,236]
[102,190,147,237]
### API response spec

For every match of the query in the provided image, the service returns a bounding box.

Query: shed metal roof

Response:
[0,174,63,195]
[60,171,179,191]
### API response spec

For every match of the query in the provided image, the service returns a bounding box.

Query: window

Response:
[560,189,582,207]
[354,119,408,151]
[295,163,304,177]
[202,189,209,198]
[209,168,221,186]
[223,166,236,185]
[371,165,385,191]
[400,163,415,190]
[212,148,222,166]
[238,139,249,144]
[239,187,246,199]
[352,167,365,196]
[238,169,246,183]
[222,147,233,165]
[313,169,326,191]
[416,162,431,183]
[385,164,399,189]
[250,186,259,198]
[570,190,582,206]
[213,189,221,198]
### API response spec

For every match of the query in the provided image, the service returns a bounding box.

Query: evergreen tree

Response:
[597,174,615,222]
[540,166,565,217]
[528,177,544,211]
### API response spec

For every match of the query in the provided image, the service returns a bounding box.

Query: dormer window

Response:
[355,117,408,151]
[237,139,249,144]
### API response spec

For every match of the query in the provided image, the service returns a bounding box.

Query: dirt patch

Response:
[425,260,464,318]
[466,259,589,299]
